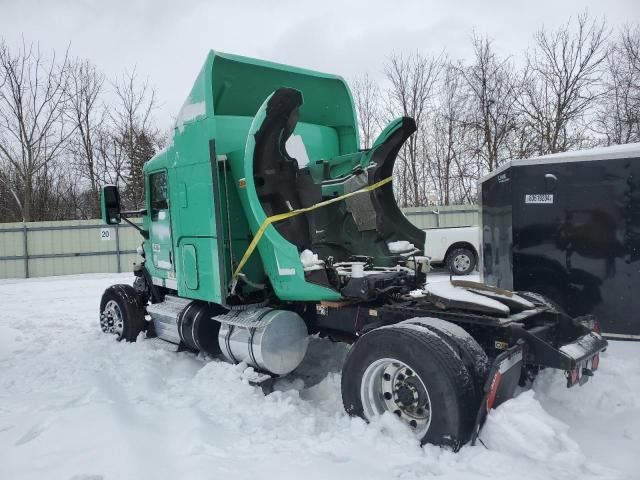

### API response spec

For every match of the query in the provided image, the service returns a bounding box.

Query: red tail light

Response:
[486,371,503,411]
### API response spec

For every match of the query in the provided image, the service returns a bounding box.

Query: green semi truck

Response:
[99,51,607,449]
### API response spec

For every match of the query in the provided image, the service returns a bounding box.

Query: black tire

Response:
[99,284,147,342]
[403,318,489,404]
[341,324,476,450]
[446,247,476,276]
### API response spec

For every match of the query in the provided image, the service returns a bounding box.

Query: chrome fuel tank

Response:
[216,308,309,375]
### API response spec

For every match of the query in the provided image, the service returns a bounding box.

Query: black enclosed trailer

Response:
[480,143,640,339]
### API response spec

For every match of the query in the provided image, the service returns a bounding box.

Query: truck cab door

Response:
[148,170,174,274]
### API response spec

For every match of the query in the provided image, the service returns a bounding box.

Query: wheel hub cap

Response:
[361,358,432,438]
[454,254,471,272]
[396,385,415,406]
[100,300,124,336]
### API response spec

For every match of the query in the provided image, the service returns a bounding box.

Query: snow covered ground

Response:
[0,272,638,480]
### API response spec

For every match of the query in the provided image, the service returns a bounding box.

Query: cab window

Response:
[150,171,168,220]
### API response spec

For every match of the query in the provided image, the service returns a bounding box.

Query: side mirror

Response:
[101,185,122,225]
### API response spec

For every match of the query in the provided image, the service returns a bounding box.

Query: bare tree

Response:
[594,25,640,145]
[622,24,640,124]
[384,52,441,206]
[352,74,381,149]
[424,63,471,205]
[462,34,520,171]
[0,39,75,221]
[507,113,540,160]
[0,166,23,221]
[31,162,82,220]
[94,127,128,187]
[109,69,161,209]
[65,58,106,217]
[518,13,609,155]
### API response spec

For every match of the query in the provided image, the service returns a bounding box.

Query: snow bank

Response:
[0,273,637,479]
[0,325,22,361]
[481,390,616,479]
[534,341,640,476]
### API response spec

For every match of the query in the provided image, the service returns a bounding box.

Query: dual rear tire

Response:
[341,319,488,449]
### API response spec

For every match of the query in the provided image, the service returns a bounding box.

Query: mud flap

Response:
[470,344,524,446]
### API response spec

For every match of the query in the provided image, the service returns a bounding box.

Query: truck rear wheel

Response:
[99,284,147,342]
[404,318,489,404]
[446,247,476,275]
[341,324,476,449]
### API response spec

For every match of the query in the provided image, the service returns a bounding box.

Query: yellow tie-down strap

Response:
[232,176,392,281]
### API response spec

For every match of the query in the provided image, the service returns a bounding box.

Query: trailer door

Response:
[558,159,630,335]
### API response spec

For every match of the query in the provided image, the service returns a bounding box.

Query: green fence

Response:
[0,219,143,279]
[0,206,478,279]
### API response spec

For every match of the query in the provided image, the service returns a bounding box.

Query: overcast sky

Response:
[1,0,638,127]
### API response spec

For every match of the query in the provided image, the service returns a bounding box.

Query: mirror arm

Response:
[121,210,149,239]
[121,209,147,217]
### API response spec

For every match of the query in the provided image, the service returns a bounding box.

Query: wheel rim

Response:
[360,358,432,438]
[100,300,124,337]
[453,253,471,273]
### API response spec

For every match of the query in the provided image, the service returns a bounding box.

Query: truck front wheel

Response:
[99,284,147,342]
[341,325,476,449]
